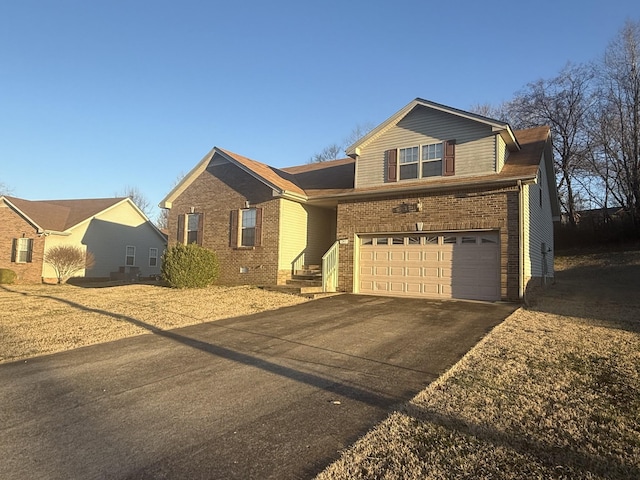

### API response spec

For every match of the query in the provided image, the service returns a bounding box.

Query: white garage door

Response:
[359,232,500,301]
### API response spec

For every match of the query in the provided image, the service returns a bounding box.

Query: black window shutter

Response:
[196,213,205,246]
[11,239,17,262]
[386,149,398,182]
[444,140,456,176]
[26,238,33,263]
[177,214,185,244]
[254,208,263,247]
[229,210,239,248]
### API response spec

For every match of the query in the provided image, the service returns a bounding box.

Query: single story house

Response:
[0,196,167,283]
[161,98,560,302]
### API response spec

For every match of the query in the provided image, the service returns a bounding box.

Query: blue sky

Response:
[1,0,638,221]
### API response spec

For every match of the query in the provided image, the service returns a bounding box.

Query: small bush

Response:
[0,268,17,284]
[161,243,219,288]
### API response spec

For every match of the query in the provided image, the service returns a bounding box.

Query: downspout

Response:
[517,180,525,301]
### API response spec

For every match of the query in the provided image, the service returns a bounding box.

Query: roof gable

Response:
[346,98,519,157]
[0,196,165,236]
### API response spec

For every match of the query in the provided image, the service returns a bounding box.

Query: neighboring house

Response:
[161,98,560,302]
[0,196,167,283]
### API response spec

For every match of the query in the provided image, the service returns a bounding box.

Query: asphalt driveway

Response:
[0,294,516,479]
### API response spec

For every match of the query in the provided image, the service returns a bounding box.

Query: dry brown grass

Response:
[0,284,308,364]
[317,250,640,480]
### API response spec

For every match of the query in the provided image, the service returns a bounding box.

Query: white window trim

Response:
[240,208,257,247]
[125,245,136,266]
[14,237,32,263]
[149,248,158,267]
[398,142,443,180]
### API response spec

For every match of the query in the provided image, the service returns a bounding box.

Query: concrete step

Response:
[287,279,322,288]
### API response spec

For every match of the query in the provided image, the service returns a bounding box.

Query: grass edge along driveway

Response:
[316,251,640,480]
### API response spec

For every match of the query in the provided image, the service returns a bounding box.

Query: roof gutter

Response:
[306,175,537,203]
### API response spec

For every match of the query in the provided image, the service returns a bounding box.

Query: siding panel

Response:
[356,106,495,187]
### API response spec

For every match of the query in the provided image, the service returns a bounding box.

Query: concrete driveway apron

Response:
[0,294,516,479]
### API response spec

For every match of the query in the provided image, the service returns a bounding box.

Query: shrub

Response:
[0,268,17,284]
[44,245,95,284]
[161,243,219,288]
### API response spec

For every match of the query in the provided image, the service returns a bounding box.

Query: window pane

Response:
[187,214,199,231]
[481,236,498,244]
[424,236,438,244]
[422,160,442,177]
[443,236,457,244]
[241,227,255,246]
[361,238,373,245]
[399,147,418,163]
[461,236,476,244]
[242,209,256,228]
[399,163,418,180]
[392,237,404,245]
[408,236,420,245]
[126,246,135,255]
[375,238,389,245]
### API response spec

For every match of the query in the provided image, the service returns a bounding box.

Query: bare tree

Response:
[591,20,640,230]
[469,102,513,124]
[309,143,343,163]
[156,208,169,231]
[504,63,596,225]
[44,245,95,284]
[117,186,151,216]
[309,123,375,163]
[0,181,13,196]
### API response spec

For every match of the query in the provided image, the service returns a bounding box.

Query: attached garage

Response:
[358,232,500,301]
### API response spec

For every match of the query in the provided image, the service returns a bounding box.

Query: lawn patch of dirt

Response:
[316,250,640,480]
[0,284,308,364]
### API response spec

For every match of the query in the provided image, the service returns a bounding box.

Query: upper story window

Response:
[387,140,454,183]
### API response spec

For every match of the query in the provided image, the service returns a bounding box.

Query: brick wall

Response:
[336,185,521,301]
[0,206,45,283]
[167,163,282,285]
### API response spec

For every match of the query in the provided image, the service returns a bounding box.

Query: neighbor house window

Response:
[149,248,158,267]
[12,237,33,263]
[125,246,135,266]
[230,208,262,248]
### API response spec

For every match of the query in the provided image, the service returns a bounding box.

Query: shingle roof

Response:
[3,196,127,232]
[218,126,549,200]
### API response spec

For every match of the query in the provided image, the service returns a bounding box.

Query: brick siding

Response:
[336,185,521,301]
[0,206,45,283]
[168,163,282,285]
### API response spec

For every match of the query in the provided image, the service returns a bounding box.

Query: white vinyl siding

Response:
[355,106,496,187]
[40,201,165,279]
[523,156,555,281]
[496,134,509,172]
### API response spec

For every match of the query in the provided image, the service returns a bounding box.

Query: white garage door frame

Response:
[356,230,501,301]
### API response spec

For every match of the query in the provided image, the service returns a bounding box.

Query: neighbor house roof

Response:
[2,196,134,234]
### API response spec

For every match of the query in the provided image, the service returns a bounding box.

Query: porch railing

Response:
[291,251,305,275]
[322,241,340,293]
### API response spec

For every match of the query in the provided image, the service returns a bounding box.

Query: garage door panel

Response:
[359,232,499,301]
[405,267,422,277]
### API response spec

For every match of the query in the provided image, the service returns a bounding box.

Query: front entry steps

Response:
[263,265,339,299]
